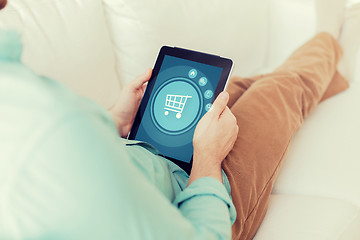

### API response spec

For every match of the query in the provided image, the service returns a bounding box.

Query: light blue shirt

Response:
[0,30,236,240]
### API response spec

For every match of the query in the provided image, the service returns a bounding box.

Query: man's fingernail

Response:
[220,91,228,99]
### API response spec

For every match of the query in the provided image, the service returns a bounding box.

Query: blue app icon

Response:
[198,77,207,86]
[188,69,197,79]
[204,89,213,99]
[205,103,212,112]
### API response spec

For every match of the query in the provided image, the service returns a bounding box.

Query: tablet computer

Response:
[128,46,233,174]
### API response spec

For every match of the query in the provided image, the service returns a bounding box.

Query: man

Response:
[1,0,358,239]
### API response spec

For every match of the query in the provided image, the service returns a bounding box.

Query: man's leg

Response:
[227,75,265,108]
[226,77,254,107]
[222,33,348,240]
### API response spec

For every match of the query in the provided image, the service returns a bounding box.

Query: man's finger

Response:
[141,82,148,92]
[210,91,229,117]
[221,106,232,118]
[130,68,152,89]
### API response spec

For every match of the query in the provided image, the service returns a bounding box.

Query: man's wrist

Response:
[188,163,223,186]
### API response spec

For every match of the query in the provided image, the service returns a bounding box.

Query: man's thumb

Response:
[131,68,152,89]
[210,91,229,116]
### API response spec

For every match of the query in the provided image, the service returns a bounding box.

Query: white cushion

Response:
[265,0,360,207]
[255,194,360,240]
[273,82,360,206]
[102,0,269,84]
[0,0,120,108]
[264,0,316,72]
[265,0,360,81]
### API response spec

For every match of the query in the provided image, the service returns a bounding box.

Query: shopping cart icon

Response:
[164,94,192,119]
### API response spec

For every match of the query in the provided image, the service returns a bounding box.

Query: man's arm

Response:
[189,91,238,185]
[1,108,235,239]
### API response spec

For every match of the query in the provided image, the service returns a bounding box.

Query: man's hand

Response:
[109,69,152,138]
[188,91,239,185]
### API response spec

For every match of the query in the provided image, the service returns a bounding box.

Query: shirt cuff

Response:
[173,177,237,224]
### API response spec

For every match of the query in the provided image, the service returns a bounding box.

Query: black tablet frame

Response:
[128,46,233,174]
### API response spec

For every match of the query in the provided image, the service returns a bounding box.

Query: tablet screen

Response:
[133,54,223,164]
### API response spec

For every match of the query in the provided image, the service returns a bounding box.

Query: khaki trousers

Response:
[223,33,349,240]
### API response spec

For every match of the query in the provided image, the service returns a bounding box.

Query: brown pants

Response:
[223,33,349,240]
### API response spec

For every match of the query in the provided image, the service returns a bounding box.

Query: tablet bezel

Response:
[128,46,233,174]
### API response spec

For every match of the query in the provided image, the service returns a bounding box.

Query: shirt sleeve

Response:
[3,111,235,240]
[174,177,236,238]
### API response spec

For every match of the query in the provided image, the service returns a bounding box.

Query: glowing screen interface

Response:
[134,55,223,163]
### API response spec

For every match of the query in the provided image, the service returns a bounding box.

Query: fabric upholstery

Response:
[0,0,120,107]
[102,0,269,84]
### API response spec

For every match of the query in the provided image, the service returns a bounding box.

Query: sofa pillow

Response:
[266,0,360,207]
[264,0,317,72]
[102,0,269,84]
[0,0,120,107]
[273,82,360,207]
[265,0,360,83]
[255,194,360,240]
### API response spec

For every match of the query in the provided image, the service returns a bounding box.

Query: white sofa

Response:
[1,0,359,239]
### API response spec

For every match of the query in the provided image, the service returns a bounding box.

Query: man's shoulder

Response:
[0,61,107,117]
[0,61,113,155]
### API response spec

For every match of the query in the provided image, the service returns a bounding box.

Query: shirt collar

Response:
[0,29,22,62]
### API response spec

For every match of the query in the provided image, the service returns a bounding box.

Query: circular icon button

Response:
[198,77,207,86]
[188,69,197,79]
[204,90,213,99]
[205,103,212,112]
[151,78,203,135]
